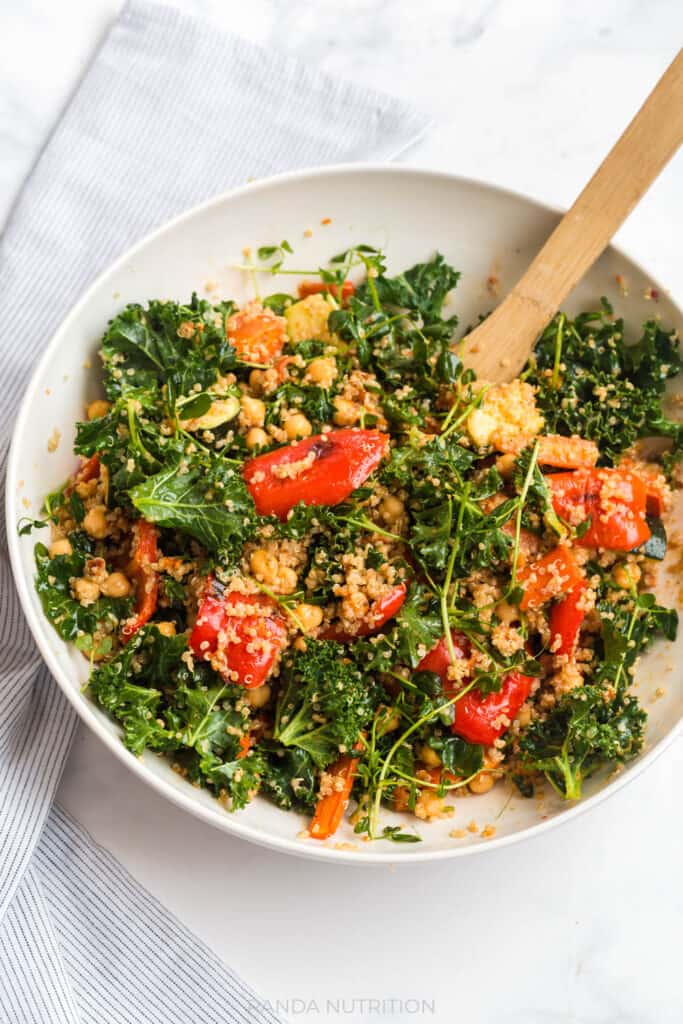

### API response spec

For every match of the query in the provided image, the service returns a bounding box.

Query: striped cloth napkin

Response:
[0,3,429,1021]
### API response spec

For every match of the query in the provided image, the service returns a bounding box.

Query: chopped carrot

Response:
[237,734,251,760]
[226,301,287,364]
[309,750,360,840]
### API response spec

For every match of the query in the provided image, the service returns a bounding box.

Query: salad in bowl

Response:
[24,241,682,845]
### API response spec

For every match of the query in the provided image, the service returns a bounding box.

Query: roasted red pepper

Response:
[549,583,587,657]
[298,280,355,304]
[416,630,470,678]
[452,672,534,747]
[320,582,407,642]
[65,453,100,496]
[189,581,287,689]
[121,519,159,642]
[548,468,650,551]
[618,458,669,517]
[518,545,584,611]
[416,634,532,747]
[243,428,389,520]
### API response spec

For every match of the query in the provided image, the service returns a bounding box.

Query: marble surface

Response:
[2,1,683,1021]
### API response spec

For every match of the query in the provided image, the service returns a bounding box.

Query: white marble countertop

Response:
[2,2,682,1021]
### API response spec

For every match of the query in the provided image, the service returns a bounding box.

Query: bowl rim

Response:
[7,161,682,865]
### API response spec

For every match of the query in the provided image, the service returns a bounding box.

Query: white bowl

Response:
[7,165,683,864]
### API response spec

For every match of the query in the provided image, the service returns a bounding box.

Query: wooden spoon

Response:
[462,48,683,383]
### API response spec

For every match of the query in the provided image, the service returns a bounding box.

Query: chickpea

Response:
[469,771,495,795]
[613,562,641,590]
[341,591,369,621]
[276,566,298,594]
[73,577,100,605]
[240,394,266,427]
[246,684,271,708]
[84,558,107,585]
[333,396,359,426]
[414,789,449,821]
[100,572,132,598]
[155,621,177,637]
[246,427,269,450]
[379,494,404,524]
[495,600,518,625]
[250,548,279,585]
[348,589,371,617]
[49,538,72,558]
[495,453,517,480]
[248,369,265,393]
[305,357,337,389]
[294,603,323,634]
[418,743,441,768]
[83,505,110,539]
[377,705,401,734]
[515,704,532,729]
[284,413,312,440]
[86,399,112,420]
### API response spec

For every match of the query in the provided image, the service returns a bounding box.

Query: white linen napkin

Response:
[0,3,429,1020]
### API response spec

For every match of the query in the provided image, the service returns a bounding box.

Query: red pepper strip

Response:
[416,630,470,677]
[452,672,534,747]
[547,468,650,551]
[189,582,287,689]
[319,583,407,642]
[549,583,587,657]
[309,746,362,840]
[417,633,531,747]
[298,280,355,304]
[517,545,584,612]
[65,454,100,496]
[243,428,389,520]
[121,519,159,642]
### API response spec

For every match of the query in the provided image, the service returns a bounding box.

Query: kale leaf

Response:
[273,640,381,767]
[260,744,318,810]
[519,686,645,800]
[35,543,130,653]
[89,626,260,809]
[328,253,462,406]
[101,296,236,401]
[129,453,259,563]
[528,305,683,464]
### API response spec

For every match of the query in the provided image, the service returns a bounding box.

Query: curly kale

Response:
[527,303,683,464]
[519,686,645,800]
[129,452,260,566]
[519,590,676,800]
[35,541,131,657]
[89,626,261,809]
[260,745,318,811]
[273,640,381,767]
[328,252,462,424]
[100,294,236,402]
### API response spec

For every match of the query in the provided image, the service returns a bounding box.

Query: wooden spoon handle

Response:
[463,48,683,381]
